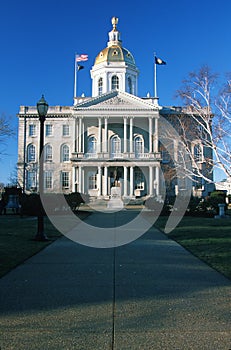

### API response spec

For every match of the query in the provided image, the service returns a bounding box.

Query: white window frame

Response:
[61,171,70,189]
[111,135,121,156]
[98,77,103,96]
[45,144,53,162]
[27,170,37,190]
[27,144,36,162]
[44,171,53,189]
[89,173,97,189]
[134,135,144,156]
[29,124,36,137]
[112,75,119,90]
[87,135,97,154]
[45,124,53,137]
[62,124,70,137]
[61,144,70,162]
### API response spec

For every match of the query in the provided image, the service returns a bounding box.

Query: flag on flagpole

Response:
[76,54,88,62]
[77,64,84,71]
[155,56,166,65]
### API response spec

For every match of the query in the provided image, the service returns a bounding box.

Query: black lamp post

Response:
[34,95,49,241]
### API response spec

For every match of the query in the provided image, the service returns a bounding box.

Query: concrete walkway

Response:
[0,211,230,350]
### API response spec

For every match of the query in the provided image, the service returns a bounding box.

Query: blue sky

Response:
[0,0,230,184]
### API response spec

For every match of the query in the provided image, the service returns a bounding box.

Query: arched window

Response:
[88,136,97,154]
[45,144,52,162]
[111,135,121,156]
[134,136,144,157]
[128,77,132,94]
[27,144,36,162]
[61,144,70,162]
[98,78,103,95]
[112,75,119,90]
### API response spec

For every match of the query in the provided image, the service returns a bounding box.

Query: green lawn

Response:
[1,214,231,281]
[0,215,63,277]
[155,216,231,280]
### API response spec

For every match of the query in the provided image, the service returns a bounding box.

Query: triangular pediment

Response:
[74,90,157,111]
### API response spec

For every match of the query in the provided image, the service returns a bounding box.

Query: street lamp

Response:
[34,95,49,241]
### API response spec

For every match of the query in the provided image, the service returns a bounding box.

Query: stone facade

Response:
[17,17,213,199]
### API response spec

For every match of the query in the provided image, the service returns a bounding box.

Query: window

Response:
[46,124,53,136]
[61,144,70,162]
[128,77,133,94]
[61,171,70,189]
[134,136,144,156]
[135,169,144,190]
[27,171,37,190]
[111,135,121,155]
[98,78,103,96]
[29,124,36,137]
[161,149,171,163]
[89,174,97,189]
[45,171,53,189]
[62,124,70,136]
[194,144,203,162]
[87,136,97,154]
[45,144,52,162]
[27,144,36,162]
[112,75,119,90]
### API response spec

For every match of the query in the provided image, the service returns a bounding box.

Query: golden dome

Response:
[94,45,136,66]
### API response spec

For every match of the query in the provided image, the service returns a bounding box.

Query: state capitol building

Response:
[17,17,213,201]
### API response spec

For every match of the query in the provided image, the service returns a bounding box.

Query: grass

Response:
[0,215,62,277]
[1,213,231,281]
[155,216,231,280]
[0,211,90,278]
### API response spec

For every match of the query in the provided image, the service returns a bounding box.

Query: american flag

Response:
[76,54,88,62]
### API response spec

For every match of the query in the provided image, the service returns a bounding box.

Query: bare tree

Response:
[0,113,15,156]
[173,65,231,184]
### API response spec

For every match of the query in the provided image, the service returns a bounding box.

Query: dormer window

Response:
[112,50,118,56]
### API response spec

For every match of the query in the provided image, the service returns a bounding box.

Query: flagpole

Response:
[154,52,157,98]
[74,54,77,99]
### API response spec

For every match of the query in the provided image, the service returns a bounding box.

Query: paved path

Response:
[0,211,230,350]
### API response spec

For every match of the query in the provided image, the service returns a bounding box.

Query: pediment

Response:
[74,91,157,111]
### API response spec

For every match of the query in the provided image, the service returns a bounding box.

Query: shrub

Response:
[20,192,89,216]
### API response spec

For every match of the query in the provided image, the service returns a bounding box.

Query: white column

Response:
[98,118,102,153]
[74,118,77,152]
[155,166,160,196]
[78,117,82,153]
[82,168,85,193]
[98,166,102,196]
[130,117,133,153]
[149,166,153,196]
[82,121,85,154]
[149,117,153,153]
[130,166,134,196]
[104,117,108,152]
[78,166,82,193]
[103,166,108,196]
[72,167,76,192]
[154,117,158,153]
[124,166,127,196]
[123,117,127,153]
